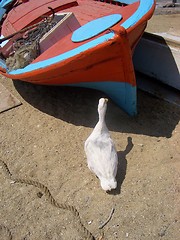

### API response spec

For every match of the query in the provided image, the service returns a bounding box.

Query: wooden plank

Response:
[39,13,81,53]
[0,83,21,113]
[2,0,78,35]
[68,1,139,25]
[133,32,180,90]
[136,72,180,107]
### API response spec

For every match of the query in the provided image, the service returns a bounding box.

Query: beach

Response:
[0,4,180,240]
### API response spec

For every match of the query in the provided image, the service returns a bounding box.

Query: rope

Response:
[4,8,57,70]
[0,159,95,240]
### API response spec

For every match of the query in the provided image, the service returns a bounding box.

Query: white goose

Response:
[84,98,118,191]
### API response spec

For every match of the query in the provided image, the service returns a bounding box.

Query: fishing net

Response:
[5,16,57,71]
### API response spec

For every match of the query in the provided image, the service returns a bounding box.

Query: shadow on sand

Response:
[14,81,180,138]
[108,136,133,196]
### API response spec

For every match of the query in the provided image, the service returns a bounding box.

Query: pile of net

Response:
[6,16,57,71]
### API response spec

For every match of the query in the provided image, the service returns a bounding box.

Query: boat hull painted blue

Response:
[65,81,137,116]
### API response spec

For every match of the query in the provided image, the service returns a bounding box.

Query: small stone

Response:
[37,192,43,198]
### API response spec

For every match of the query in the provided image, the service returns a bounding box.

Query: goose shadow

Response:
[108,136,134,195]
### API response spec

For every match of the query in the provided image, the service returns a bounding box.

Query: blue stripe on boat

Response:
[0,0,13,8]
[0,0,14,20]
[8,32,115,75]
[121,0,154,29]
[0,8,6,21]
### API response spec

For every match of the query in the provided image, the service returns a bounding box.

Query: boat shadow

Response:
[13,81,180,138]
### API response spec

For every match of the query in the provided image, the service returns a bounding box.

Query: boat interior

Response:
[0,0,140,69]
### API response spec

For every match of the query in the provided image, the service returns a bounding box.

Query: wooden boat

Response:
[0,0,155,115]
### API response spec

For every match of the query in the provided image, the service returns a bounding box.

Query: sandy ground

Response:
[0,4,180,240]
[0,75,180,240]
[146,13,180,36]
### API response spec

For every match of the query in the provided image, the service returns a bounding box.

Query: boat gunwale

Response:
[0,0,155,76]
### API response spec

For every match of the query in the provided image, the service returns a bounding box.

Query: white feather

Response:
[84,98,118,191]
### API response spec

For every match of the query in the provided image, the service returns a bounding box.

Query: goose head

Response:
[98,98,108,121]
[100,177,117,191]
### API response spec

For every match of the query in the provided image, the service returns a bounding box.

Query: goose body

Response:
[84,98,118,191]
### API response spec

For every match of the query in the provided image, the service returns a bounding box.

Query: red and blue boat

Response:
[0,0,155,115]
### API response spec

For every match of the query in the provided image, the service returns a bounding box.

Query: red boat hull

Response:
[0,0,155,115]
